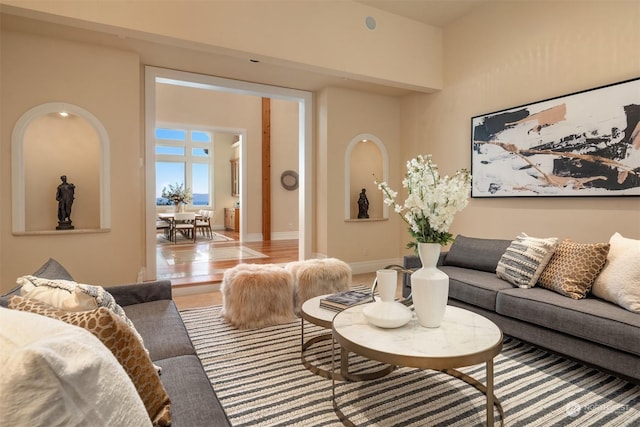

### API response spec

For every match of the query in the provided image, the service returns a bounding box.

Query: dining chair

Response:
[172,212,196,243]
[156,219,171,241]
[196,210,214,239]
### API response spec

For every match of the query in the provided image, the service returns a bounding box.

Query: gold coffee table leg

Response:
[332,361,504,427]
[302,318,394,381]
[441,364,504,427]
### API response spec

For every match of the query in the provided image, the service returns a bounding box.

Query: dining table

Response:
[157,212,203,242]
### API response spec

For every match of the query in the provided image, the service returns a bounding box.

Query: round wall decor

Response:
[280,170,299,190]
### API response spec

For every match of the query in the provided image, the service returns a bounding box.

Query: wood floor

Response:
[157,229,299,309]
[162,230,388,311]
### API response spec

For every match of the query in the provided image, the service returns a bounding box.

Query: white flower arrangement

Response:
[375,154,471,248]
[161,182,192,205]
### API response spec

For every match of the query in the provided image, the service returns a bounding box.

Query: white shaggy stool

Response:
[220,263,296,329]
[286,258,352,315]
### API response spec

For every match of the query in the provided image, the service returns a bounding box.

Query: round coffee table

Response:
[300,295,394,381]
[331,304,504,426]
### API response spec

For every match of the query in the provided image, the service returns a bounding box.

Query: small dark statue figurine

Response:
[56,175,75,230]
[357,188,369,219]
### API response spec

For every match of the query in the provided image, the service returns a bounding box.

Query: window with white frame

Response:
[155,127,212,207]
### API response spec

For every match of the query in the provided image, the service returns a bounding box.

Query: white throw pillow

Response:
[0,307,152,427]
[18,276,97,311]
[591,232,640,313]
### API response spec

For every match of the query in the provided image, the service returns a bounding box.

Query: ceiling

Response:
[356,0,488,27]
[1,1,489,96]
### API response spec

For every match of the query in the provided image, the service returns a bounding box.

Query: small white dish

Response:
[362,301,412,329]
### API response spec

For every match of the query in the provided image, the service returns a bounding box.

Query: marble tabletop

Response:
[332,304,503,370]
[301,294,339,328]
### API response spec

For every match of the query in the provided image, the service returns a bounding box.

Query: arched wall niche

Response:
[344,133,389,221]
[12,102,111,234]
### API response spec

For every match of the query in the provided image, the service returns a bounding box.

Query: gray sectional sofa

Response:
[402,236,640,384]
[106,281,231,426]
[2,260,231,427]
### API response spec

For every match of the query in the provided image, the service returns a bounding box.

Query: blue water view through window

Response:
[155,127,211,206]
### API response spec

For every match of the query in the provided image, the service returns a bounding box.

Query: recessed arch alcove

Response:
[344,133,389,221]
[12,102,111,234]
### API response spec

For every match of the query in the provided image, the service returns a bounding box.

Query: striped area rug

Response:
[180,306,639,426]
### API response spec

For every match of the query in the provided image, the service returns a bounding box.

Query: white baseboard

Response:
[310,253,404,275]
[272,231,299,240]
[244,231,299,241]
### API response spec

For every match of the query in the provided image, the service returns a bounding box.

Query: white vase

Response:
[411,242,449,328]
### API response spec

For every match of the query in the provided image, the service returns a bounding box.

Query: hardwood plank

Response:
[156,230,298,287]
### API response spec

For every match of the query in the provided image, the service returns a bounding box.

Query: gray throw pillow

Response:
[32,258,75,281]
[1,259,75,307]
[443,235,512,273]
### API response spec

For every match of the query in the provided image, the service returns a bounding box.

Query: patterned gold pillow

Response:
[538,239,610,299]
[9,296,171,427]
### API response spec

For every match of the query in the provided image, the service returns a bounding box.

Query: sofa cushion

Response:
[8,296,171,426]
[155,355,231,427]
[122,299,196,361]
[496,287,640,356]
[443,235,512,273]
[441,266,513,311]
[496,233,558,288]
[538,239,610,299]
[0,307,152,427]
[591,232,640,313]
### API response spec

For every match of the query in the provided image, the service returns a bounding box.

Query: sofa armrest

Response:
[104,280,172,306]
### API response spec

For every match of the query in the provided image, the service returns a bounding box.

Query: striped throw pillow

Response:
[496,233,558,288]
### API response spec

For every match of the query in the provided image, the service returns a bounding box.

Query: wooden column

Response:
[262,98,271,241]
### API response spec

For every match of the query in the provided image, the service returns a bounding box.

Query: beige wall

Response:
[0,0,442,92]
[270,98,300,235]
[2,1,639,292]
[24,114,100,230]
[155,84,260,232]
[1,30,142,291]
[399,1,640,246]
[349,141,382,219]
[155,84,299,238]
[316,87,402,267]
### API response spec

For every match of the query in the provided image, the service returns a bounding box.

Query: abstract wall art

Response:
[471,78,640,197]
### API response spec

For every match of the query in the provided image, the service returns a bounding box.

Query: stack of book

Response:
[319,289,373,312]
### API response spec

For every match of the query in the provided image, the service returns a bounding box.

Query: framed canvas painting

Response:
[471,77,640,197]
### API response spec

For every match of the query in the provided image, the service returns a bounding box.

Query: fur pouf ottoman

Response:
[220,263,296,329]
[286,258,352,314]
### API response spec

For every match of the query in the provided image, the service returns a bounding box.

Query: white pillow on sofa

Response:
[18,276,97,311]
[591,232,640,313]
[0,307,152,427]
[18,275,144,343]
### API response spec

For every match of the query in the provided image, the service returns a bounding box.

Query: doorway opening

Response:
[144,66,312,282]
